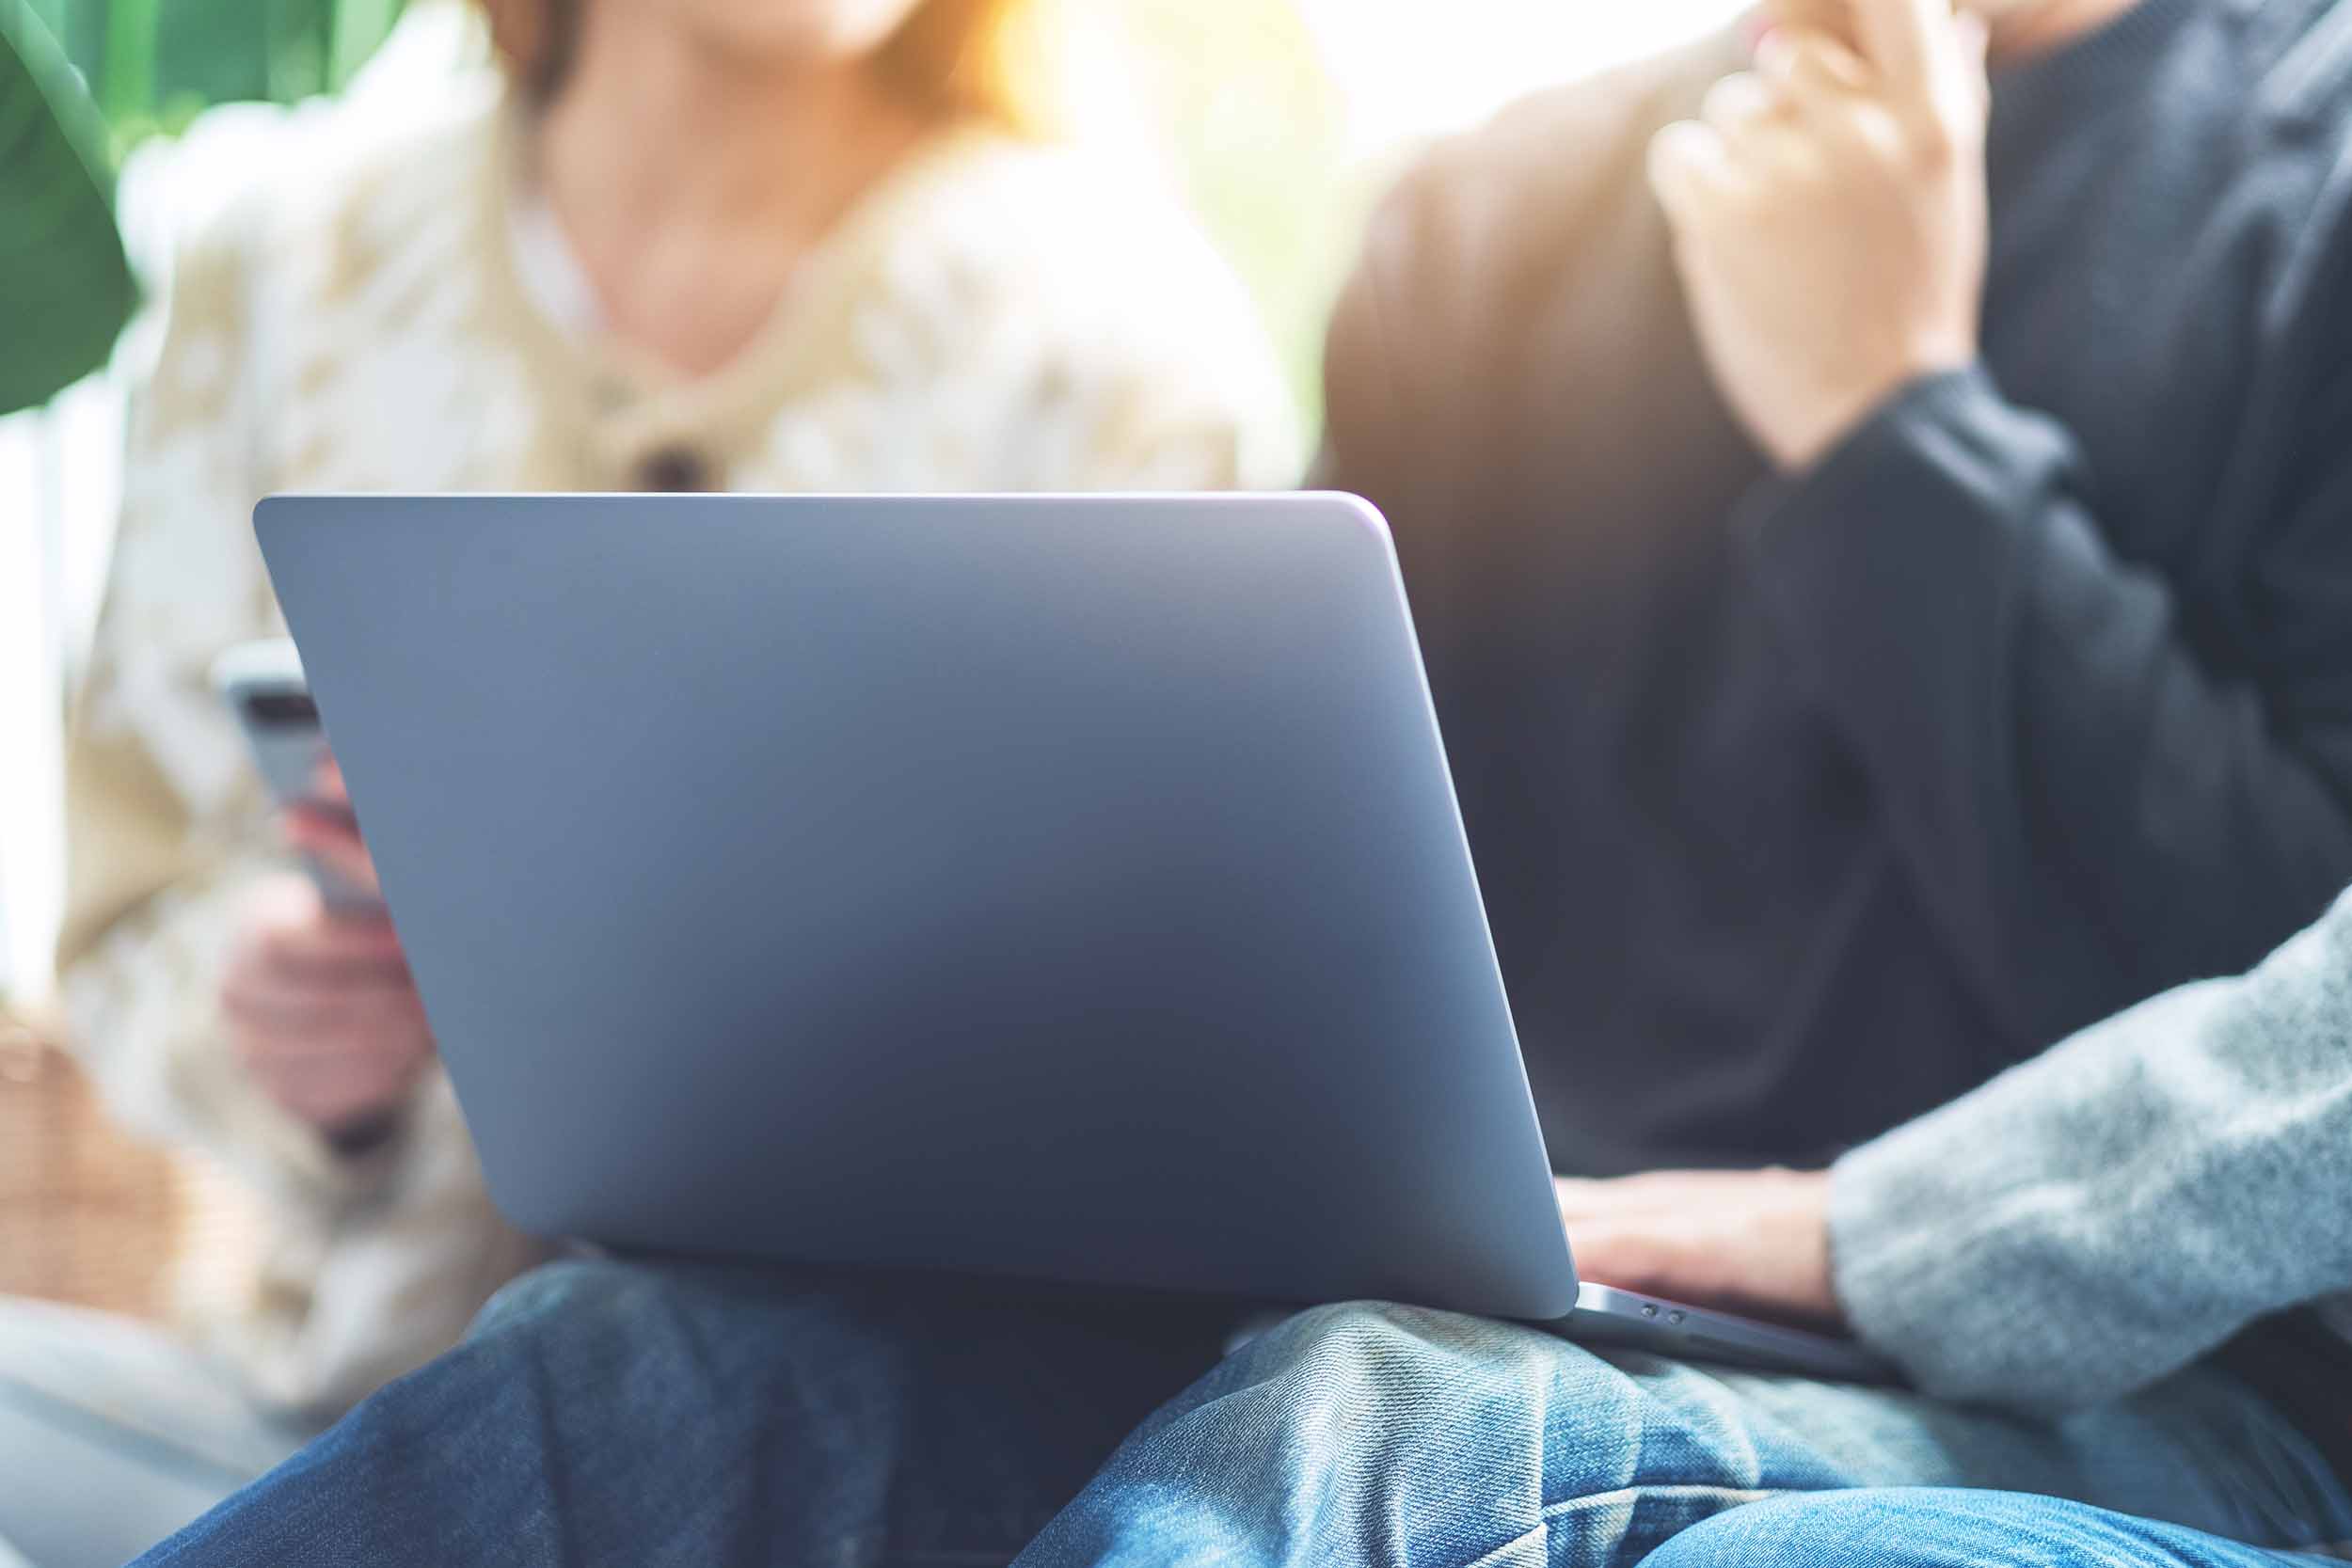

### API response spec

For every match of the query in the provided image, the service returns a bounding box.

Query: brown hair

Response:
[479,0,1067,138]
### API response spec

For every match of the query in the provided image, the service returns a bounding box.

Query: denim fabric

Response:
[1018,1302,2352,1568]
[136,1260,2352,1568]
[1641,1490,2352,1567]
[139,1259,1235,1568]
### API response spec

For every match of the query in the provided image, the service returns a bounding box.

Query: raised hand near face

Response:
[1647,0,1992,471]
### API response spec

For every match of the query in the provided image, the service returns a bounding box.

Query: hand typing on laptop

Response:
[1556,1168,1840,1330]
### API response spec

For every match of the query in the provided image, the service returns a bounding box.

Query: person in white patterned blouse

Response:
[14,2,1296,1557]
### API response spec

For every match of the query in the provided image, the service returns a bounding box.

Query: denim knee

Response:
[1212,1301,1603,1483]
[468,1256,648,1340]
[1027,1304,1629,1568]
[1640,1489,2296,1568]
[1232,1300,1613,1413]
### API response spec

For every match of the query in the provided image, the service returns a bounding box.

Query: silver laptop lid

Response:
[256,493,1578,1319]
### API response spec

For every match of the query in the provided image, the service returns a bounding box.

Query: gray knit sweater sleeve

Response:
[1829,886,2352,1414]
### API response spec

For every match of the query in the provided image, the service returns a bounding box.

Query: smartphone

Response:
[212,638,388,918]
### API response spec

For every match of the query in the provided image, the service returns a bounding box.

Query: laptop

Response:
[255,491,1888,1383]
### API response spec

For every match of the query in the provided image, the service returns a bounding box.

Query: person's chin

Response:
[677,0,923,68]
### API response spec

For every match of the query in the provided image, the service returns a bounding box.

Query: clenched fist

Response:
[1648,0,1992,470]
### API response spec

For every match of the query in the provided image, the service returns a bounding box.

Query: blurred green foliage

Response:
[25,0,406,145]
[1116,0,1359,427]
[1,0,135,412]
[3,0,405,412]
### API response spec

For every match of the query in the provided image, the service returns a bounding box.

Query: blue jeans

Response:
[137,1259,2352,1567]
[1644,1491,2352,1567]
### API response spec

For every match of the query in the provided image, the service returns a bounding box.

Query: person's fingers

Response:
[1849,0,1953,98]
[1702,102,1826,193]
[225,1000,427,1067]
[1697,75,1815,185]
[1700,70,1784,137]
[1950,9,1992,108]
[1551,1175,1661,1220]
[1565,1218,1708,1295]
[311,752,352,807]
[1562,1170,1816,1212]
[1755,26,1869,105]
[1548,1176,1608,1210]
[224,974,426,1037]
[1577,1207,1808,1311]
[1551,1171,1723,1222]
[1550,1181,1619,1226]
[1647,120,1744,229]
[250,942,410,993]
[1557,1169,1729,1197]
[228,924,414,1023]
[230,1006,434,1119]
[251,1030,429,1086]
[264,1053,423,1130]
[252,907,405,972]
[1769,0,1853,43]
[1758,0,1854,43]
[283,806,383,897]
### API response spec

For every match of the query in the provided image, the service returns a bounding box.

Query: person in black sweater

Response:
[1319,0,2352,1173]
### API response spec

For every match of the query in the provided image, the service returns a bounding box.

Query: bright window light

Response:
[1295,0,1750,150]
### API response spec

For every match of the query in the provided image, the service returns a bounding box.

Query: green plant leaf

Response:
[327,0,400,89]
[0,0,135,414]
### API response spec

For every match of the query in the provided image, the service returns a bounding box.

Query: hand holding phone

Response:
[284,754,383,907]
[213,639,387,917]
[219,874,431,1147]
[213,641,421,1150]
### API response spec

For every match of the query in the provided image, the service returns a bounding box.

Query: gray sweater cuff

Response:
[1828,1115,2035,1404]
[1826,894,2352,1413]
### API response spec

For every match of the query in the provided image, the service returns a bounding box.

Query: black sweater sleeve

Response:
[1740,357,2352,1045]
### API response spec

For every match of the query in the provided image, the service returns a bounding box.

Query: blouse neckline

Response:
[472,94,1016,459]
